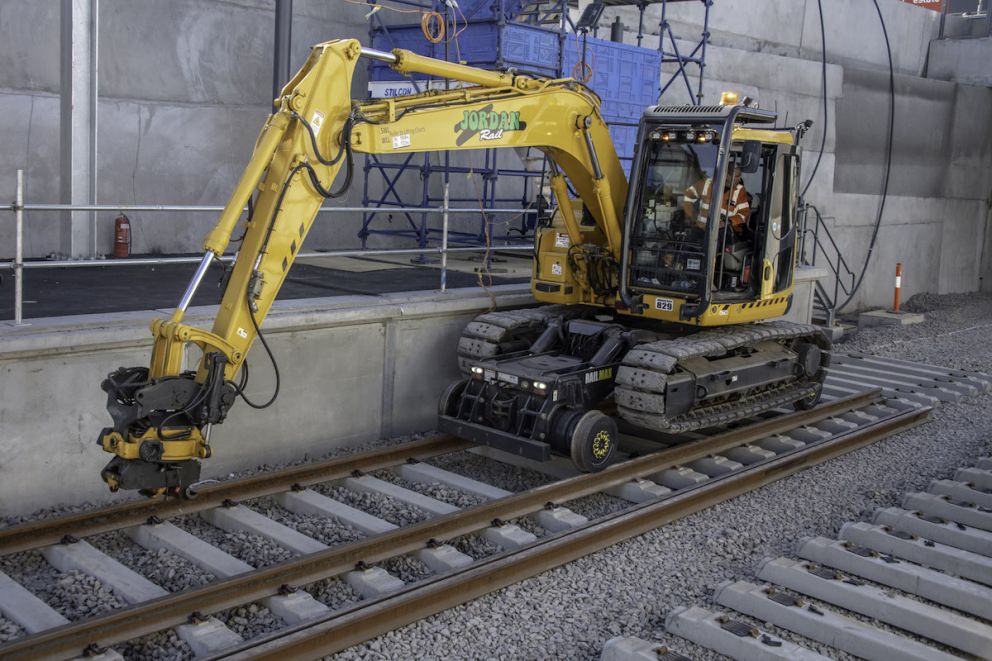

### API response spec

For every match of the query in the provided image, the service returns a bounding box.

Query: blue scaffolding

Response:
[358,0,712,252]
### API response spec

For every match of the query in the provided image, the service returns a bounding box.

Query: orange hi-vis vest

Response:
[684,178,750,234]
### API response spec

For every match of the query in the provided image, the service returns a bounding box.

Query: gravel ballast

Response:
[0,617,23,644]
[329,292,992,660]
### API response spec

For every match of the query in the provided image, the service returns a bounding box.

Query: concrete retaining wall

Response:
[0,285,532,517]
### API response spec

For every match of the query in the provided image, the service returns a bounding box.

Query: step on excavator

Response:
[96,39,829,495]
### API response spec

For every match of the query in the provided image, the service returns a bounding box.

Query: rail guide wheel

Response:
[569,409,618,473]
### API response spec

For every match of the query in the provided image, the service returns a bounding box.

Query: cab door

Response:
[759,150,798,298]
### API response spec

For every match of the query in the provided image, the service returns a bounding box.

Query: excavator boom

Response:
[97,39,627,494]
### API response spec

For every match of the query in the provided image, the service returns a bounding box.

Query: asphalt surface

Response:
[0,258,526,320]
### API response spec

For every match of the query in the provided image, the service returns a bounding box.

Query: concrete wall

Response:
[0,0,373,259]
[0,284,533,517]
[928,37,992,87]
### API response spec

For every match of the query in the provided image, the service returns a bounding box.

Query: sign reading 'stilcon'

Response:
[454,104,527,144]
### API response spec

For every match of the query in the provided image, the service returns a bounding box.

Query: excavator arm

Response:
[97,38,627,494]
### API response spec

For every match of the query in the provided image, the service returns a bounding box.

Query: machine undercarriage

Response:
[439,306,831,471]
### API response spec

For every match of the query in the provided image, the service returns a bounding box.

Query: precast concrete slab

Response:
[861,403,902,418]
[824,376,940,407]
[836,354,992,391]
[202,504,328,555]
[605,478,672,503]
[70,650,124,661]
[397,461,511,500]
[902,492,992,532]
[955,467,992,491]
[714,580,956,661]
[840,521,992,586]
[128,521,329,624]
[468,446,581,480]
[600,636,688,661]
[873,507,992,557]
[685,455,743,477]
[343,566,405,598]
[808,417,859,435]
[414,545,474,573]
[276,489,397,536]
[857,310,925,328]
[649,466,709,490]
[756,556,992,657]
[343,475,460,517]
[978,457,992,470]
[829,363,973,400]
[41,540,167,604]
[837,410,881,426]
[535,506,589,533]
[405,453,588,530]
[822,384,859,401]
[785,426,833,444]
[0,569,70,633]
[483,523,537,550]
[721,444,776,465]
[753,435,805,453]
[928,479,992,509]
[665,605,829,660]
[129,521,253,577]
[797,536,992,620]
[176,616,244,657]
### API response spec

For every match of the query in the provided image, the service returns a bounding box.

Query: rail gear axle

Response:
[96,38,829,493]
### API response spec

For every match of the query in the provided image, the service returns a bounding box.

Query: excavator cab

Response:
[619,104,802,325]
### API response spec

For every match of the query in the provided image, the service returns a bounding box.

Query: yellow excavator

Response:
[97,39,829,494]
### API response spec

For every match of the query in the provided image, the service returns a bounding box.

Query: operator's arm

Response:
[727,183,750,235]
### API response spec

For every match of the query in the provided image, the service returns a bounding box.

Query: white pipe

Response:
[14,169,24,325]
[441,182,450,292]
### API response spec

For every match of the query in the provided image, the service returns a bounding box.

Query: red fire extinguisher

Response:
[113,213,131,258]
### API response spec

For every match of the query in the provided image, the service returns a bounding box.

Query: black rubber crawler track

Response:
[456,305,586,373]
[615,320,832,432]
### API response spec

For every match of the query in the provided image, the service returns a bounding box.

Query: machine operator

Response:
[682,164,750,239]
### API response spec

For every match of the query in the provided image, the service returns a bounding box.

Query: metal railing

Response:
[2,171,535,324]
[798,203,855,327]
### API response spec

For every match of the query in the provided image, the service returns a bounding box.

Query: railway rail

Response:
[0,388,931,660]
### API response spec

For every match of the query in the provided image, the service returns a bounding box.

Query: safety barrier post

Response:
[892,262,902,313]
[440,182,449,292]
[14,169,24,325]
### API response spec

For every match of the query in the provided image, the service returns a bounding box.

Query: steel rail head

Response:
[0,435,471,556]
[0,391,903,660]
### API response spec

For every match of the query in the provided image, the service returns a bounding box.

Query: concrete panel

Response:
[938,201,984,294]
[820,215,943,311]
[928,38,992,86]
[389,313,477,435]
[0,285,533,518]
[97,0,369,106]
[834,68,956,199]
[0,0,60,92]
[797,0,937,76]
[0,91,62,260]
